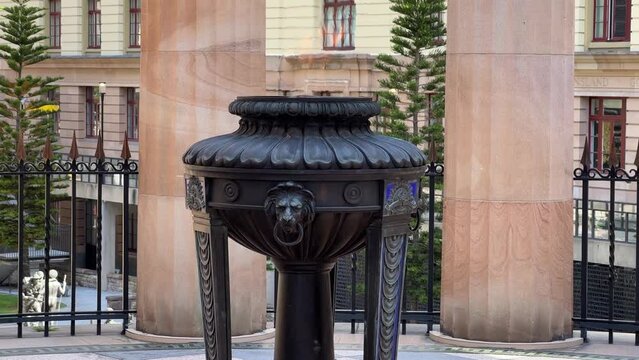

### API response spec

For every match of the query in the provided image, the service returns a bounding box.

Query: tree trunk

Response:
[412,52,421,137]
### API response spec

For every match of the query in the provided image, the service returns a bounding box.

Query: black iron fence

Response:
[573,141,639,345]
[0,134,137,337]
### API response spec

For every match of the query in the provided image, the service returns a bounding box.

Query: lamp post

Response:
[98,82,106,137]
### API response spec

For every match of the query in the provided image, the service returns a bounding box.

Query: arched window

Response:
[323,0,355,50]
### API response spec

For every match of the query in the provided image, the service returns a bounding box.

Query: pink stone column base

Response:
[441,199,574,342]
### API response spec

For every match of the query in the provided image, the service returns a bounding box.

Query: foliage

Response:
[0,0,63,272]
[374,0,447,310]
[404,229,442,310]
[374,0,446,155]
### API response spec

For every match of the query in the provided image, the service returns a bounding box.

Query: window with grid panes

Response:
[85,87,99,137]
[593,0,631,41]
[323,0,356,50]
[47,89,60,135]
[127,88,139,140]
[589,98,626,169]
[88,0,101,49]
[49,0,61,48]
[129,0,141,48]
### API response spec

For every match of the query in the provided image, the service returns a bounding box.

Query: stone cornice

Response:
[31,55,141,70]
[575,52,639,72]
[280,53,377,71]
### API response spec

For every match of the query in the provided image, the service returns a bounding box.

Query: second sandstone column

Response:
[441,0,575,342]
[137,1,267,337]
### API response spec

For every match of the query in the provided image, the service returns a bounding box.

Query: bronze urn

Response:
[183,96,427,360]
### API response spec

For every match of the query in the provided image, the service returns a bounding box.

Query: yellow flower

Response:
[37,104,60,113]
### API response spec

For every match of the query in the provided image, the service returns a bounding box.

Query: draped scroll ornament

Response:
[378,234,407,359]
[195,231,217,360]
[264,182,316,247]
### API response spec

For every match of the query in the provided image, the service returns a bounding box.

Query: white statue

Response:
[22,271,45,326]
[47,269,66,311]
[22,270,67,327]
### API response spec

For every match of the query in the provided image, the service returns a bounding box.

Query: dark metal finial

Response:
[580,137,590,168]
[16,131,25,162]
[633,141,639,168]
[43,137,53,161]
[428,140,437,163]
[95,134,105,160]
[121,132,131,160]
[69,131,79,160]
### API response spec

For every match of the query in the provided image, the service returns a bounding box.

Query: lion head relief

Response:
[264,182,315,246]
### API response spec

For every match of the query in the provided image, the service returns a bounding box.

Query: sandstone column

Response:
[441,0,575,342]
[137,1,266,337]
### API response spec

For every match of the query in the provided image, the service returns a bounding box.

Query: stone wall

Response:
[107,272,137,293]
[75,268,97,288]
[72,268,137,295]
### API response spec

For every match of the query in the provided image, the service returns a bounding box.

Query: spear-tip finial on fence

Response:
[429,139,437,163]
[16,131,25,162]
[95,134,105,161]
[42,137,53,161]
[634,140,639,168]
[69,131,79,160]
[121,132,131,161]
[580,137,591,168]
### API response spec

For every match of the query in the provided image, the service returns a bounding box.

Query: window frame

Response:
[588,97,627,169]
[85,87,99,138]
[47,89,60,135]
[126,88,139,141]
[87,0,101,49]
[592,0,631,42]
[322,0,356,51]
[49,0,61,49]
[129,0,141,48]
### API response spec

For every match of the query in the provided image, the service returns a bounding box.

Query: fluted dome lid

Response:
[183,97,427,170]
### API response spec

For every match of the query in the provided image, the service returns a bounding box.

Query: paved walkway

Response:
[0,323,636,359]
[0,287,636,359]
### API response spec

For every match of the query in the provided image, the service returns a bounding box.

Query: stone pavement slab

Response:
[1,342,638,360]
[1,349,637,360]
[0,323,637,360]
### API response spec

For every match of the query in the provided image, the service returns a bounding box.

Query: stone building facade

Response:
[0,0,141,286]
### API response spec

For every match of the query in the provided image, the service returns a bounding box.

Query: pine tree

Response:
[375,0,446,151]
[0,0,62,276]
[375,0,446,311]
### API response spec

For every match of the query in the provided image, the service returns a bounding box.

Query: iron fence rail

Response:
[333,159,443,335]
[0,133,137,338]
[573,141,639,345]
